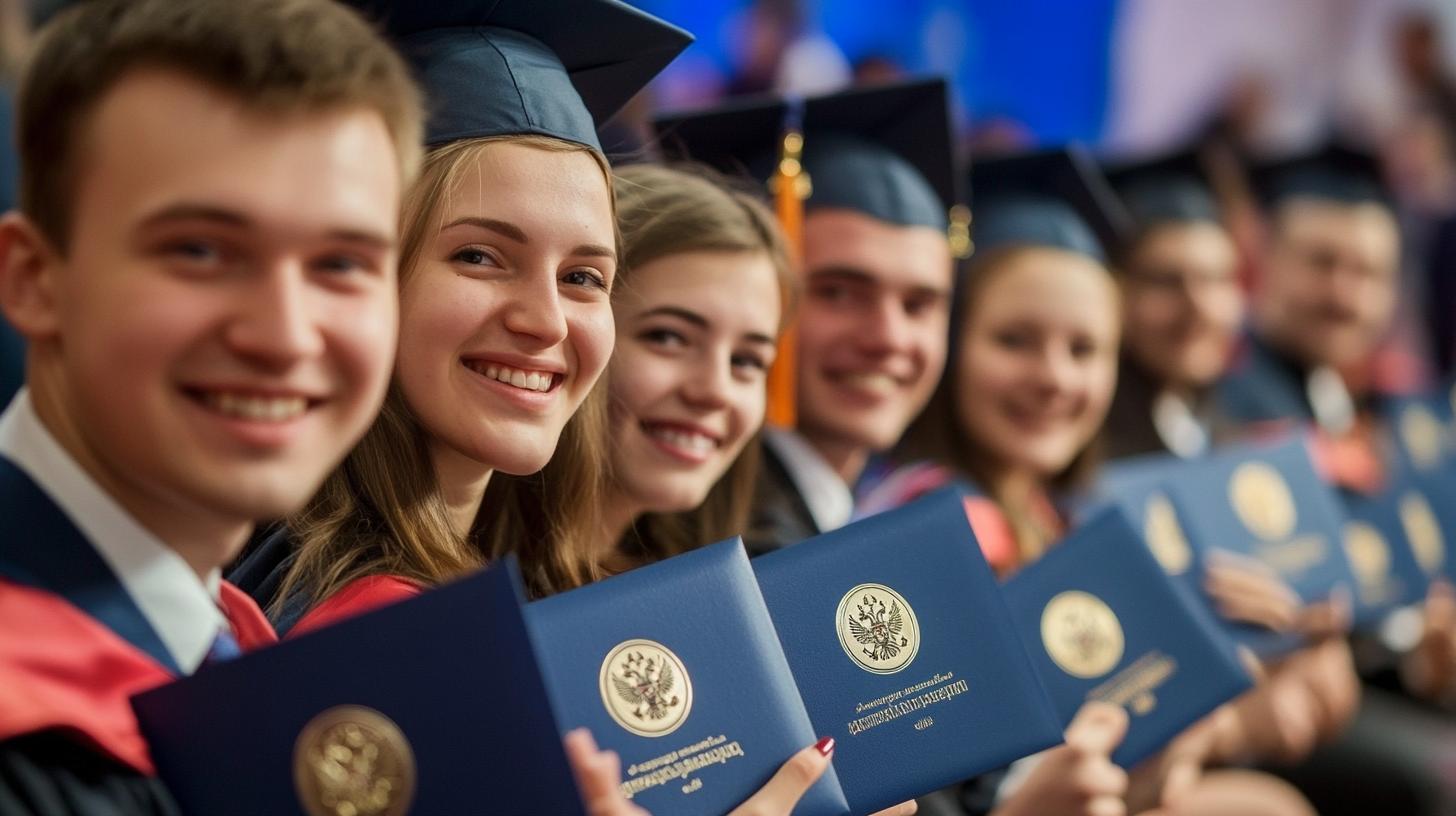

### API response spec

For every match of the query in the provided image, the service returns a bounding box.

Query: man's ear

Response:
[0,212,63,341]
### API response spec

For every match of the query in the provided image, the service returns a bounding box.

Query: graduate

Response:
[239,2,853,810]
[867,147,1326,816]
[654,78,961,553]
[1100,149,1247,462]
[0,0,422,811]
[591,162,794,568]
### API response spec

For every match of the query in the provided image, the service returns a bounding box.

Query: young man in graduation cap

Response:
[1100,148,1246,462]
[656,78,964,552]
[0,0,423,811]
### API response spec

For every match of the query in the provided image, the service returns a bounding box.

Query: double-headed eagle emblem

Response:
[610,650,681,722]
[846,592,908,662]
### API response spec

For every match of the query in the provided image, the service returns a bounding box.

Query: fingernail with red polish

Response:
[815,736,835,756]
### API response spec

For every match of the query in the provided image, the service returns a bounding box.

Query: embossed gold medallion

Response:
[293,705,415,816]
[1229,462,1298,541]
[1342,521,1391,595]
[1041,591,1125,679]
[836,583,920,674]
[599,639,692,738]
[1399,492,1446,575]
[1144,493,1193,575]
[1400,404,1446,471]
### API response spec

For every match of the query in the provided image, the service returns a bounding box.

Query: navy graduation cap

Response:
[970,146,1132,262]
[1251,141,1389,209]
[1105,148,1220,229]
[653,78,961,232]
[347,0,692,149]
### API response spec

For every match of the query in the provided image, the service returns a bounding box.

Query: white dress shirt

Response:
[0,388,225,673]
[763,428,854,534]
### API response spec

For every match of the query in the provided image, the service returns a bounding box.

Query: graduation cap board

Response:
[347,0,693,148]
[970,146,1132,263]
[1105,148,1220,228]
[1251,142,1389,210]
[653,78,962,234]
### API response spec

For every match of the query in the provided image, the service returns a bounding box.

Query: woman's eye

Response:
[450,247,499,267]
[563,268,608,291]
[642,328,687,348]
[731,352,768,371]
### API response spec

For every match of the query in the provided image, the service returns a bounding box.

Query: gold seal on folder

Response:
[1144,492,1193,575]
[293,705,415,816]
[1400,404,1446,471]
[1229,462,1298,541]
[1399,491,1446,575]
[599,639,693,738]
[836,583,921,675]
[1041,591,1125,679]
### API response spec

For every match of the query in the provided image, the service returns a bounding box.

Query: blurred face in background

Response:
[1120,221,1244,389]
[955,247,1120,480]
[795,208,952,476]
[1255,200,1399,370]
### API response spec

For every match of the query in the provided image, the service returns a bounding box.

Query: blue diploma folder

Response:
[528,539,848,816]
[132,558,587,816]
[1002,507,1252,767]
[754,488,1064,815]
[1100,436,1361,651]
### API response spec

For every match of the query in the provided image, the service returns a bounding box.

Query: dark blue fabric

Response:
[0,455,179,674]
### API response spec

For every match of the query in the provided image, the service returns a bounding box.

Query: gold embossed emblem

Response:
[599,639,692,738]
[293,706,415,816]
[1229,462,1298,541]
[1144,493,1193,575]
[1342,521,1391,593]
[836,583,921,675]
[1400,405,1446,471]
[1399,492,1446,575]
[1041,591,1125,679]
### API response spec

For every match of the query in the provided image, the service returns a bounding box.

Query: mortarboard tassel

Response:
[766,121,811,429]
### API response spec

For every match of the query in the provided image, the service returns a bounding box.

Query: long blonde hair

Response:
[607,163,797,563]
[275,134,618,607]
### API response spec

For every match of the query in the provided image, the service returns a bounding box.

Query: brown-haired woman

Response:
[590,163,796,571]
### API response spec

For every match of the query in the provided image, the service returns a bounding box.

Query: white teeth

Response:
[647,426,717,453]
[465,361,555,393]
[841,372,897,392]
[205,392,307,422]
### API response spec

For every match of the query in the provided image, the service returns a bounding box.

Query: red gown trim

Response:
[0,578,277,775]
[289,574,423,637]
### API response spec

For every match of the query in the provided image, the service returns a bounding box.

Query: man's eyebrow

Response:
[807,266,877,285]
[135,203,394,248]
[136,204,252,231]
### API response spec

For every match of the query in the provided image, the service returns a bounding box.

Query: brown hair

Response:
[16,0,424,250]
[898,245,1113,562]
[276,135,618,606]
[607,162,797,563]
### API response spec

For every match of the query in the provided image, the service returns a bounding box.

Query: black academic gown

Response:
[1101,355,1241,461]
[744,440,822,556]
[0,456,273,815]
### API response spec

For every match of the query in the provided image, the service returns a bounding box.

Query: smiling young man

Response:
[0,1,424,812]
[655,78,961,550]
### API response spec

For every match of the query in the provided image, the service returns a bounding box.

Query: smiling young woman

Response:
[590,163,795,573]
